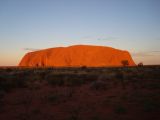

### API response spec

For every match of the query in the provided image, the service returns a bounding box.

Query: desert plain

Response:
[0,66,160,120]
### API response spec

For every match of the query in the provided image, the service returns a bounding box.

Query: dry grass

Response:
[0,66,160,120]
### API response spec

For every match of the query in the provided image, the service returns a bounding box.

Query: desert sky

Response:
[0,0,160,66]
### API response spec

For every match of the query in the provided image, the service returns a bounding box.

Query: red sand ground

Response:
[19,45,135,67]
[2,84,159,120]
[0,66,160,120]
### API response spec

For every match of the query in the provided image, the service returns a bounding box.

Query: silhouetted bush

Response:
[46,74,64,86]
[68,108,80,120]
[45,73,87,86]
[115,72,124,80]
[91,115,101,120]
[47,93,59,104]
[142,99,160,112]
[114,105,127,114]
[0,73,28,92]
[81,66,87,69]
[138,62,143,67]
[90,81,107,90]
[121,60,129,67]
[64,75,85,86]
[115,72,126,89]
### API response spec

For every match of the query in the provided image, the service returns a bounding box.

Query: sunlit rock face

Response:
[19,45,136,67]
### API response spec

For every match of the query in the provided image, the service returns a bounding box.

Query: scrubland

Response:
[0,66,160,120]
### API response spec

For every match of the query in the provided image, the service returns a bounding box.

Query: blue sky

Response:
[0,0,160,65]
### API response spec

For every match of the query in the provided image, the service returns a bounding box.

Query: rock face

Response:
[19,45,136,67]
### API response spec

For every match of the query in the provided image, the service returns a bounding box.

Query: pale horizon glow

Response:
[0,0,160,66]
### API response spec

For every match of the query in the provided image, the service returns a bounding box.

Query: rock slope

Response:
[19,45,135,67]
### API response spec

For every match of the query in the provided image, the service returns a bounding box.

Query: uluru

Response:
[19,45,136,67]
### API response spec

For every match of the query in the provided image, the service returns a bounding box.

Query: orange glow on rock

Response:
[19,45,136,67]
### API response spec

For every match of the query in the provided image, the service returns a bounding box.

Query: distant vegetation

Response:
[0,66,160,120]
[138,62,144,67]
[121,60,129,66]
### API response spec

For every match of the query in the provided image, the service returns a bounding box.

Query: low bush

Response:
[45,74,64,86]
[65,75,85,86]
[142,99,160,112]
[90,81,107,90]
[0,73,27,92]
[46,73,86,86]
[47,93,59,104]
[114,105,127,114]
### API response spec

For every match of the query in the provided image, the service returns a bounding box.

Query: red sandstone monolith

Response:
[19,45,136,67]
